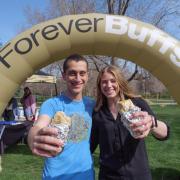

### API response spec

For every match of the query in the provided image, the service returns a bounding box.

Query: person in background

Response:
[90,65,169,180]
[20,87,36,121]
[2,97,20,121]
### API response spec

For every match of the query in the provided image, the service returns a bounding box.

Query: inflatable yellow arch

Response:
[0,13,180,115]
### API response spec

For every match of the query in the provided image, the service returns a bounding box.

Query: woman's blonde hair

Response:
[95,65,139,111]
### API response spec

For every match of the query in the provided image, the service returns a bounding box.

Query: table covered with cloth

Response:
[0,121,33,154]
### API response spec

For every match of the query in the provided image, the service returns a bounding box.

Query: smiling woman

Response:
[0,13,180,115]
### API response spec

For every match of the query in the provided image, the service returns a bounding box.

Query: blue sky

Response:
[0,0,47,44]
[0,0,179,45]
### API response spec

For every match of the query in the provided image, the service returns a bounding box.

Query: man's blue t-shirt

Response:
[39,94,95,180]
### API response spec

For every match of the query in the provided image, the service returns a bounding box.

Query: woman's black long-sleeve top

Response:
[90,97,169,180]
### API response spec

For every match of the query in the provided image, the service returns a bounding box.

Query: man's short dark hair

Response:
[63,54,88,72]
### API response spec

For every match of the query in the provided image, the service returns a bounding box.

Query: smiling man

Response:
[28,54,95,180]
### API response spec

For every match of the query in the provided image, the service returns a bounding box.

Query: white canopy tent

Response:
[25,71,58,95]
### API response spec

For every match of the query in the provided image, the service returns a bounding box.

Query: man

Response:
[28,54,95,179]
[28,54,160,180]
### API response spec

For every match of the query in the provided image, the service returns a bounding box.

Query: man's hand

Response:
[29,126,64,157]
[129,111,153,139]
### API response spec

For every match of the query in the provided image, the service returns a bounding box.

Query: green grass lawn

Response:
[0,105,180,180]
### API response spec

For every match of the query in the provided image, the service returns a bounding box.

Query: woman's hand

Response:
[129,111,153,139]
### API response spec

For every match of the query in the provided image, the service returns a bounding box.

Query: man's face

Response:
[63,60,88,97]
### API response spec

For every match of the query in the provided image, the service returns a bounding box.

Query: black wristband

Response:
[154,117,158,127]
[151,116,158,129]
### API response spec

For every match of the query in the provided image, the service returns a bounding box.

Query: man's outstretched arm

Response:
[28,115,64,157]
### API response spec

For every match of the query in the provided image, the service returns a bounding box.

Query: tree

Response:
[104,0,179,95]
[20,0,179,97]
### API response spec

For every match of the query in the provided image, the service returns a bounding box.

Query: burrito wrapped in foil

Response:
[118,99,142,138]
[50,111,71,145]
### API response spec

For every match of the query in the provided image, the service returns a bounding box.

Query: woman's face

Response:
[24,88,30,95]
[100,71,119,99]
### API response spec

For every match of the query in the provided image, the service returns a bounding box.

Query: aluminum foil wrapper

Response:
[120,106,143,138]
[50,123,70,145]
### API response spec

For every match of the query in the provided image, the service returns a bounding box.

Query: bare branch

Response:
[94,56,110,66]
[56,63,63,75]
[118,0,131,15]
[127,64,138,82]
[154,10,178,27]
[107,0,115,14]
[111,56,116,65]
[91,57,100,72]
[122,60,127,70]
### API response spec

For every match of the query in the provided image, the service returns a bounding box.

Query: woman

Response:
[90,66,169,180]
[20,87,36,121]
